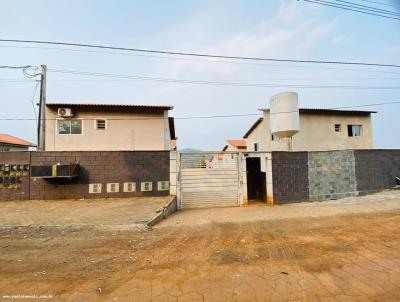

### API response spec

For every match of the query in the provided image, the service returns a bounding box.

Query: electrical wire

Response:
[2,45,400,75]
[0,65,33,69]
[30,81,39,128]
[0,39,400,68]
[303,0,400,20]
[0,101,398,121]
[358,0,398,8]
[45,68,400,90]
[333,0,400,16]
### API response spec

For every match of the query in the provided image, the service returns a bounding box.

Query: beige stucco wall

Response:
[246,112,373,152]
[45,107,170,151]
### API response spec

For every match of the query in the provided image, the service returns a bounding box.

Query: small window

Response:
[157,181,169,191]
[335,124,341,132]
[254,143,259,151]
[271,134,280,141]
[58,120,82,135]
[96,120,106,130]
[141,181,153,192]
[107,183,119,193]
[123,182,136,192]
[348,125,362,137]
[89,183,102,193]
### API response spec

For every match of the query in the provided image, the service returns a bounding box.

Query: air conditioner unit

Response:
[58,108,73,117]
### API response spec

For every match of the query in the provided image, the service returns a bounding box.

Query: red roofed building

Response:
[0,133,36,152]
[222,139,247,151]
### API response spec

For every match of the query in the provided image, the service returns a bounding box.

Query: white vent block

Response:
[107,183,119,193]
[89,183,102,194]
[157,181,169,191]
[141,182,153,192]
[123,182,136,192]
[270,92,300,138]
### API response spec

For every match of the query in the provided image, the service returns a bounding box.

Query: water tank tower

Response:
[269,92,300,138]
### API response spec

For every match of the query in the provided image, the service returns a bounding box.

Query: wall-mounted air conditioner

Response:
[57,108,73,117]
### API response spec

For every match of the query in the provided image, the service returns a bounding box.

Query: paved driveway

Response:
[0,196,172,227]
[158,190,400,227]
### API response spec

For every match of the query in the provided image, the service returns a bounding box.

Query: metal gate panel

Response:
[180,152,240,209]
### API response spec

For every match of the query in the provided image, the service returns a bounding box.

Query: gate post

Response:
[169,151,181,208]
[239,152,248,207]
[266,153,274,205]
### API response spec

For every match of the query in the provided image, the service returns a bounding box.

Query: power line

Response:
[0,39,400,68]
[30,81,39,128]
[303,0,400,20]
[0,101,398,121]
[3,45,400,75]
[333,0,400,16]
[358,0,398,8]
[0,65,33,69]
[45,68,400,89]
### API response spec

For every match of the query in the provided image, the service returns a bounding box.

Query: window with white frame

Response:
[58,120,82,135]
[347,125,362,137]
[96,119,106,130]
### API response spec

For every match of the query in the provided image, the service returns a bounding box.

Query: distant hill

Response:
[179,148,203,152]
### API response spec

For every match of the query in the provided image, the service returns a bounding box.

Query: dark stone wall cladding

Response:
[354,150,400,193]
[308,150,357,201]
[0,151,170,201]
[272,152,309,204]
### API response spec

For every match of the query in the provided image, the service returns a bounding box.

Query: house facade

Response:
[44,103,175,151]
[0,133,36,152]
[244,108,375,152]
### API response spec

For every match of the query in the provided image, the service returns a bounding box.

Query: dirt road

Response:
[1,194,400,301]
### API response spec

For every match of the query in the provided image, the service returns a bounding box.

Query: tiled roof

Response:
[0,133,36,147]
[227,140,247,148]
[46,103,173,110]
[260,108,376,115]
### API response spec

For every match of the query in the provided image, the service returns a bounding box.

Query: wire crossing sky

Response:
[1,38,400,68]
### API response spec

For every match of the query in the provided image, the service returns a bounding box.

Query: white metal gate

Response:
[180,152,240,208]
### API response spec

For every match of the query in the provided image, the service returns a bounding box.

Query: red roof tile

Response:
[0,133,36,147]
[227,140,247,148]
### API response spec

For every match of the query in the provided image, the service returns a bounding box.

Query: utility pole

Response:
[37,64,47,151]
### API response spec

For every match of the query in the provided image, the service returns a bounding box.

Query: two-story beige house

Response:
[44,103,175,151]
[244,108,375,151]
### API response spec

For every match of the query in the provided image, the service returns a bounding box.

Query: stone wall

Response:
[308,150,357,201]
[271,152,309,204]
[354,150,400,194]
[0,151,170,201]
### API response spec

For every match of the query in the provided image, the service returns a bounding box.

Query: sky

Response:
[0,0,399,150]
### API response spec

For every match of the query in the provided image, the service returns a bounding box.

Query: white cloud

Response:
[149,1,338,80]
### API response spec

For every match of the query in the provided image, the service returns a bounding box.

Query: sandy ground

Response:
[0,196,171,227]
[0,191,399,301]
